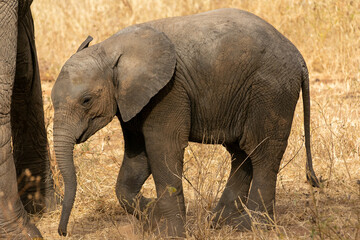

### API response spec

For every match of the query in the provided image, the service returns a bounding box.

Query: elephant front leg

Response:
[115,129,153,217]
[144,138,187,238]
[139,82,190,238]
[143,113,190,237]
[0,2,42,238]
[0,120,42,239]
[11,9,57,214]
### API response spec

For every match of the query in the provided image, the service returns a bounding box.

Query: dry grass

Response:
[29,0,360,239]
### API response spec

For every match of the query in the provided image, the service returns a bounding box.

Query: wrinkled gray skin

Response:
[0,0,57,239]
[52,9,319,238]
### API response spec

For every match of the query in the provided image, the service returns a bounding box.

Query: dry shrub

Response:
[30,0,359,239]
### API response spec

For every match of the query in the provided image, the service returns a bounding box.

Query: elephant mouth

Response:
[75,119,98,144]
[75,116,112,144]
[75,120,93,144]
[76,130,89,144]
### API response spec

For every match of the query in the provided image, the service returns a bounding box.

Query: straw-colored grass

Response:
[30,0,359,239]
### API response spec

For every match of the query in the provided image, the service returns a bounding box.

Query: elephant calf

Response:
[51,8,319,237]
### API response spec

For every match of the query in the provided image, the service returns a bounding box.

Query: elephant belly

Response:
[188,99,246,145]
[189,128,239,145]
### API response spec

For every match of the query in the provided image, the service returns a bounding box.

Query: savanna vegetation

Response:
[30,0,359,239]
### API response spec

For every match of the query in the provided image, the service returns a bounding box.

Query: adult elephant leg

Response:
[115,125,153,217]
[0,1,42,238]
[11,8,57,214]
[212,143,252,227]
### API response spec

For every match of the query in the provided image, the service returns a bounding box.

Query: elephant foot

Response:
[212,208,274,231]
[211,203,245,229]
[0,217,43,240]
[144,217,186,239]
[228,213,253,231]
[230,211,275,231]
[22,222,43,239]
[143,197,186,238]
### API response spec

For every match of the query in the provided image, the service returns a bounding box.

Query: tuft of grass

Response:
[31,1,360,239]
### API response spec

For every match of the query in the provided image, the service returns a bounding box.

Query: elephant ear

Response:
[113,25,176,122]
[76,35,93,52]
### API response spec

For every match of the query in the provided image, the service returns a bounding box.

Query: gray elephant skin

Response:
[0,1,57,239]
[52,8,319,238]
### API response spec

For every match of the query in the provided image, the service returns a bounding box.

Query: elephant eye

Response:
[81,96,92,106]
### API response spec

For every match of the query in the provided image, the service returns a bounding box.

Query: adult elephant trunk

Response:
[53,120,77,236]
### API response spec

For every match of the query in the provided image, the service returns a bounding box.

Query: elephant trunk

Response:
[53,123,76,236]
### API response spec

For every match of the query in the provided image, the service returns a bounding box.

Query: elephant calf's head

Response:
[52,48,117,144]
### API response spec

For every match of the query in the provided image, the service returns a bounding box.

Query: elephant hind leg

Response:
[212,142,253,227]
[232,139,288,230]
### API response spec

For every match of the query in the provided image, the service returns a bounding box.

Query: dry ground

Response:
[29,0,359,239]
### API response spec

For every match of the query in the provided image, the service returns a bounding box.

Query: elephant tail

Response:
[301,64,320,188]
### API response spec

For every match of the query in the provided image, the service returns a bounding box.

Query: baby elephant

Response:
[52,8,319,237]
